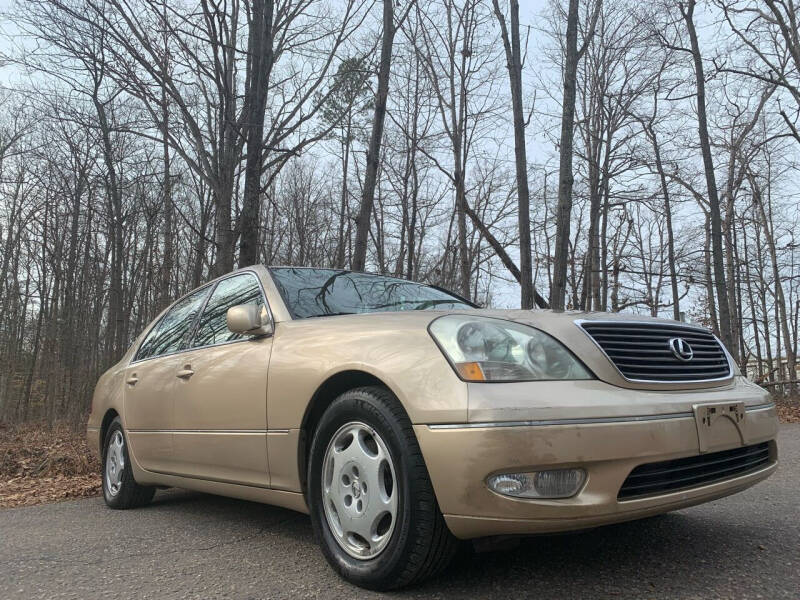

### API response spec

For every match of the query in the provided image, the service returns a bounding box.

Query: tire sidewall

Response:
[308,389,417,587]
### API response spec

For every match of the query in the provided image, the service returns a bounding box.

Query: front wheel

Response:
[102,417,155,509]
[307,386,459,590]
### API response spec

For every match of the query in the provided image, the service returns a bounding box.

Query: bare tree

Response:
[319,57,372,268]
[716,0,800,145]
[680,0,736,358]
[550,0,601,310]
[492,0,540,308]
[239,0,275,267]
[352,0,406,271]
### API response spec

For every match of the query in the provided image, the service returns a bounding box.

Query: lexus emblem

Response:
[668,337,694,362]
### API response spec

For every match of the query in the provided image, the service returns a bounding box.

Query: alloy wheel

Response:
[321,421,398,559]
[105,430,125,497]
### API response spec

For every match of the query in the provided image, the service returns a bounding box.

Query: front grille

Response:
[579,321,731,382]
[618,442,771,500]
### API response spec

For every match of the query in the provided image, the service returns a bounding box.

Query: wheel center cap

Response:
[351,479,361,499]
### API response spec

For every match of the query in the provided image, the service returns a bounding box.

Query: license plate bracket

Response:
[693,401,746,453]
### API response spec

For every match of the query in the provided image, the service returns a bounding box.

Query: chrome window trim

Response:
[574,319,734,384]
[129,268,274,366]
[426,402,774,430]
[128,336,256,366]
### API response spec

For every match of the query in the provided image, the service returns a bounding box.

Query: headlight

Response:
[429,315,592,382]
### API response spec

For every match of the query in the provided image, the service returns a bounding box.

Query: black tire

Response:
[102,417,155,509]
[307,386,460,590]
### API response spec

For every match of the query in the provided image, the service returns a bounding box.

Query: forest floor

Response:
[0,423,100,509]
[0,397,798,510]
[776,397,800,423]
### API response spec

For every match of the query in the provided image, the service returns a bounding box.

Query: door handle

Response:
[126,375,139,386]
[176,366,195,379]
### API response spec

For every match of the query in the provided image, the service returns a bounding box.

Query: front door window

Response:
[190,274,267,348]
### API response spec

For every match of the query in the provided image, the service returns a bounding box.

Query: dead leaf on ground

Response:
[0,423,101,509]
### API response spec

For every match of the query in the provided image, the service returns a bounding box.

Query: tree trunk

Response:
[158,1,173,309]
[742,222,763,380]
[703,212,719,335]
[463,201,549,308]
[493,0,534,308]
[214,179,235,275]
[353,0,396,272]
[159,96,173,309]
[751,172,796,391]
[649,124,680,320]
[681,0,736,357]
[550,0,581,310]
[239,0,275,267]
[93,95,125,358]
[335,119,352,268]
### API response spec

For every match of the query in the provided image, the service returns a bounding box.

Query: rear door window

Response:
[135,287,210,361]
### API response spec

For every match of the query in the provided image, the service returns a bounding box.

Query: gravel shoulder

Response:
[1,425,797,600]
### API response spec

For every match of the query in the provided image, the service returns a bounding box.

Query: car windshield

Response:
[268,267,475,319]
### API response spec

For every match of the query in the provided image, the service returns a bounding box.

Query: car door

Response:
[124,287,211,473]
[169,272,273,487]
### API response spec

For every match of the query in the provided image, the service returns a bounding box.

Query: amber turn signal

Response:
[455,361,485,381]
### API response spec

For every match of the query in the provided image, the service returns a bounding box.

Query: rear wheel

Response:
[102,417,155,509]
[308,386,459,590]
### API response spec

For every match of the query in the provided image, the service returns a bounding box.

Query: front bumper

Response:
[416,382,778,539]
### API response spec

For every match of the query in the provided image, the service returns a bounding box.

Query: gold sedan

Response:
[87,266,779,590]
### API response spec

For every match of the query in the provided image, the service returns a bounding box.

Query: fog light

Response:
[487,468,586,499]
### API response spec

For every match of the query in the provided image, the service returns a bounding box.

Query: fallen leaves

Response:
[776,398,800,424]
[0,474,100,508]
[0,423,101,509]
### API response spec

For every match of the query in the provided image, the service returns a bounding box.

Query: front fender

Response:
[266,314,468,429]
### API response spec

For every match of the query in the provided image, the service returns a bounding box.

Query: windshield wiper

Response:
[305,312,356,318]
[413,299,469,310]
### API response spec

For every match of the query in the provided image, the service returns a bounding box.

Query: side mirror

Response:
[226,304,273,337]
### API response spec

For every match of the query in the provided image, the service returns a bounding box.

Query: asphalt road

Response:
[1,425,798,600]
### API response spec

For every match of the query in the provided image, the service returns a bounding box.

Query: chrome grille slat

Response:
[612,363,728,370]
[588,340,719,348]
[592,338,720,348]
[579,321,732,382]
[618,442,771,499]
[597,348,722,356]
[624,445,769,480]
[584,325,715,334]
[609,355,724,362]
[588,332,716,341]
